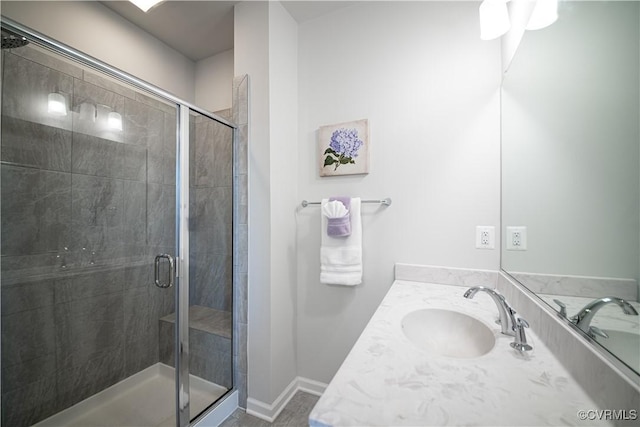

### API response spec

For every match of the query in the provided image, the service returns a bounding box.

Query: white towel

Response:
[320,197,362,286]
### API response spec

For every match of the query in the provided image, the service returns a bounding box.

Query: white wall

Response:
[267,1,299,401]
[234,0,299,407]
[1,0,196,101]
[195,49,234,112]
[296,1,502,384]
[502,1,640,280]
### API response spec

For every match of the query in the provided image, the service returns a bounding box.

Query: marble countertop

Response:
[309,280,610,427]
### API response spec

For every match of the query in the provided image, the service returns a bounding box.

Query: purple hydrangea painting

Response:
[325,128,363,170]
[318,119,369,176]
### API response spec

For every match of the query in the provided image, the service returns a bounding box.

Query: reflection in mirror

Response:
[501,1,640,375]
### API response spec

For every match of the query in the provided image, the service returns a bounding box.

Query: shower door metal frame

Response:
[175,104,191,427]
[0,16,237,427]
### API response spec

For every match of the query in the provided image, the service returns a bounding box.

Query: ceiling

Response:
[100,1,357,62]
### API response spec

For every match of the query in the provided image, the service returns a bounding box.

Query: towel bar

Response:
[301,198,392,208]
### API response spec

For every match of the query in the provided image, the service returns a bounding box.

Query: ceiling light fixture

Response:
[479,0,511,41]
[129,0,164,13]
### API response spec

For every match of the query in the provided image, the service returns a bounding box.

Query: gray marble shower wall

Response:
[189,110,233,313]
[0,46,184,426]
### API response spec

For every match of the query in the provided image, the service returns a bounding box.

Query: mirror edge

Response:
[500,269,640,386]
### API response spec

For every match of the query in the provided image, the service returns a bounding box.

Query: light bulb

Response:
[108,112,123,131]
[47,92,67,116]
[479,0,511,41]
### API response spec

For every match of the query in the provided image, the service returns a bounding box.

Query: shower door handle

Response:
[154,254,175,288]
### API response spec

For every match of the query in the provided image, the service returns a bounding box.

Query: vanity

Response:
[309,273,612,426]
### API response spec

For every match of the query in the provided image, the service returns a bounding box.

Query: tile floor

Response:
[220,392,319,427]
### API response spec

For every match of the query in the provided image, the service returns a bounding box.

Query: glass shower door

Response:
[1,19,236,427]
[0,39,180,426]
[186,108,234,423]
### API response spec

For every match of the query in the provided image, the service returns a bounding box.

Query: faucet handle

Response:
[510,317,533,352]
[553,299,567,317]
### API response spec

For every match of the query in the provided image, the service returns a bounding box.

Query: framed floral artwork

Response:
[318,119,369,177]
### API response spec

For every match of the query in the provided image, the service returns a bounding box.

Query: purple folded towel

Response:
[327,197,351,237]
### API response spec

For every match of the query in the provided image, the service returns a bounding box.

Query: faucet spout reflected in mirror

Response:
[570,297,639,338]
[463,286,516,336]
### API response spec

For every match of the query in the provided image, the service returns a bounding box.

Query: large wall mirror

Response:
[502,0,640,375]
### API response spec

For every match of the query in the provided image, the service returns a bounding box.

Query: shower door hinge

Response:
[175,257,180,278]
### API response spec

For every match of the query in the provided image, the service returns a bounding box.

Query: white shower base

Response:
[33,363,228,427]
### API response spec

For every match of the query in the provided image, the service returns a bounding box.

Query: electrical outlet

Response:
[512,231,522,246]
[475,226,495,249]
[506,226,527,250]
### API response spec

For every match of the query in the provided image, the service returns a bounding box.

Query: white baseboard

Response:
[245,377,327,422]
[296,377,327,396]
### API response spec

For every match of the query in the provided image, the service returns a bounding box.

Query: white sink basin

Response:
[401,309,495,358]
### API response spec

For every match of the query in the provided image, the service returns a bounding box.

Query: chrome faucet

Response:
[510,318,533,352]
[463,286,516,336]
[570,296,638,337]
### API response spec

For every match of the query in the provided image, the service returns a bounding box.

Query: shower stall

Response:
[0,18,241,427]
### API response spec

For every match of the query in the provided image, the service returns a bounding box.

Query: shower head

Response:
[1,29,29,49]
